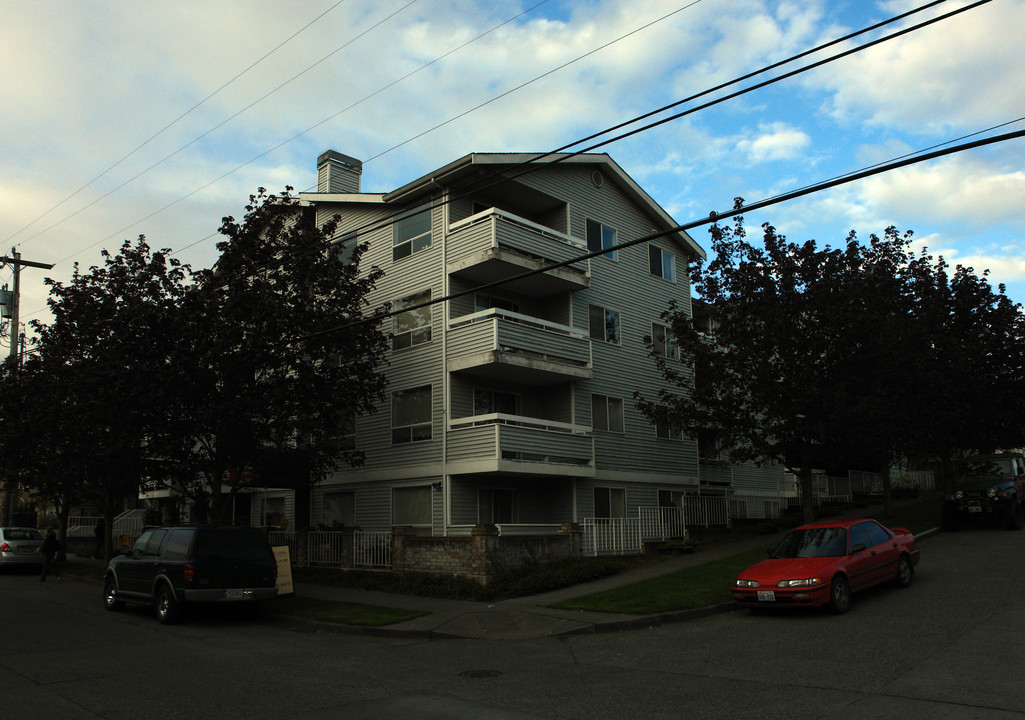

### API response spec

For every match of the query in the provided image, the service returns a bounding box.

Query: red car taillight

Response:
[0,543,11,552]
[184,562,195,584]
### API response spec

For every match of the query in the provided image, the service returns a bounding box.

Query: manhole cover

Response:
[458,670,503,679]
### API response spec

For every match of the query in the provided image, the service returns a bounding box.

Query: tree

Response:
[154,188,388,525]
[3,237,190,558]
[635,205,1013,522]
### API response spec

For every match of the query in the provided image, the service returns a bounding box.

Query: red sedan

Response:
[733,518,920,614]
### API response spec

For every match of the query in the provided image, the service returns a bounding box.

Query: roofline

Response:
[297,192,386,205]
[384,152,705,259]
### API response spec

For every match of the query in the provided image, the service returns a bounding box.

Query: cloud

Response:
[813,0,1025,134]
[736,122,812,162]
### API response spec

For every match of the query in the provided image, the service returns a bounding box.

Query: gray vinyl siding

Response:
[309,155,702,536]
[542,166,698,483]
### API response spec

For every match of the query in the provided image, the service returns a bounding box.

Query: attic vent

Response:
[591,170,604,188]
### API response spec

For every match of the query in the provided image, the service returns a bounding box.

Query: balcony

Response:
[447,414,595,477]
[447,309,592,385]
[446,209,589,296]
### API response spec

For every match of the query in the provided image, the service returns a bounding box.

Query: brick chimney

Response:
[317,150,362,193]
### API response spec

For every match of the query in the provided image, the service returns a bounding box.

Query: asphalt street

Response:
[2,522,1024,720]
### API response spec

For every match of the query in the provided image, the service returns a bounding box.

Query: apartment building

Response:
[299,150,706,539]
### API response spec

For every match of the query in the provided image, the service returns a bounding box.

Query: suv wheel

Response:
[155,585,181,625]
[104,577,125,611]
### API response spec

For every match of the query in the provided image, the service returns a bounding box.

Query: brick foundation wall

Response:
[391,523,582,585]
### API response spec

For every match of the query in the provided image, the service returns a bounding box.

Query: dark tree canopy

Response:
[0,188,388,533]
[637,205,1025,521]
[153,188,389,523]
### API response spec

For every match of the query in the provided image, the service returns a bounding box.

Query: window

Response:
[474,293,520,314]
[393,290,432,350]
[264,497,285,527]
[393,207,431,261]
[331,232,358,264]
[655,417,682,440]
[698,429,724,460]
[586,219,618,259]
[392,486,432,526]
[474,388,518,416]
[651,322,678,359]
[594,487,626,518]
[332,412,357,452]
[592,394,625,433]
[649,244,676,281]
[479,488,518,524]
[392,386,432,443]
[144,529,167,557]
[588,304,621,344]
[323,491,355,528]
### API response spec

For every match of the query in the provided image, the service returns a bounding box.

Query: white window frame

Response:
[592,394,625,433]
[586,219,618,260]
[594,487,626,518]
[392,486,432,527]
[651,322,678,360]
[649,244,676,282]
[393,207,432,261]
[393,290,432,351]
[588,304,621,345]
[392,385,433,444]
[478,488,519,524]
[322,490,355,528]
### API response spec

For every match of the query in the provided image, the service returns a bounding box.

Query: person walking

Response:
[40,528,62,582]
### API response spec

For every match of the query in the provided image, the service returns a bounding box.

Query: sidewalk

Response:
[278,498,938,641]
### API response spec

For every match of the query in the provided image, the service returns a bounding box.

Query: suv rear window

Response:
[192,528,272,562]
[163,529,194,561]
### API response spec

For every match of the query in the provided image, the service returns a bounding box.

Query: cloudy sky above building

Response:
[2,0,1023,332]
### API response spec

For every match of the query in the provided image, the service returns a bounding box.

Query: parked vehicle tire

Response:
[829,576,851,614]
[894,554,914,588]
[1004,501,1024,531]
[103,578,125,612]
[155,584,181,625]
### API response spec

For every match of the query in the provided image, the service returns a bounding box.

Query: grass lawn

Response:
[549,494,943,615]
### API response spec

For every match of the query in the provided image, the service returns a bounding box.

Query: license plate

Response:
[756,591,776,602]
[17,547,35,554]
[226,589,245,599]
[968,506,982,513]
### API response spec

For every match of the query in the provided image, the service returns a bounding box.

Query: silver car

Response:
[0,527,44,568]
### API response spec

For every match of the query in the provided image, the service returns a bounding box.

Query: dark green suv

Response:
[103,526,278,624]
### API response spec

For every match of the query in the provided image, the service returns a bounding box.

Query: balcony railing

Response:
[447,308,591,384]
[446,209,589,296]
[447,413,595,476]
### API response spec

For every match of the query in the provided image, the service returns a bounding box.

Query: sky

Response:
[2,0,1024,340]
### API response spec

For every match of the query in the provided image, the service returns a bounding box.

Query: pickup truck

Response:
[942,453,1025,531]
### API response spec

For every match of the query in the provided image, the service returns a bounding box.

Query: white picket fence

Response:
[268,529,392,568]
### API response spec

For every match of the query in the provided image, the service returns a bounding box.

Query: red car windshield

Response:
[771,527,848,558]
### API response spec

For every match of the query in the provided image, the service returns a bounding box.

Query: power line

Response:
[40,0,552,269]
[17,0,993,318]
[303,127,1025,341]
[19,0,419,252]
[289,0,983,266]
[7,0,349,246]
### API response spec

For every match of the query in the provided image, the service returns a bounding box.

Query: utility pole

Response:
[1,247,54,526]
